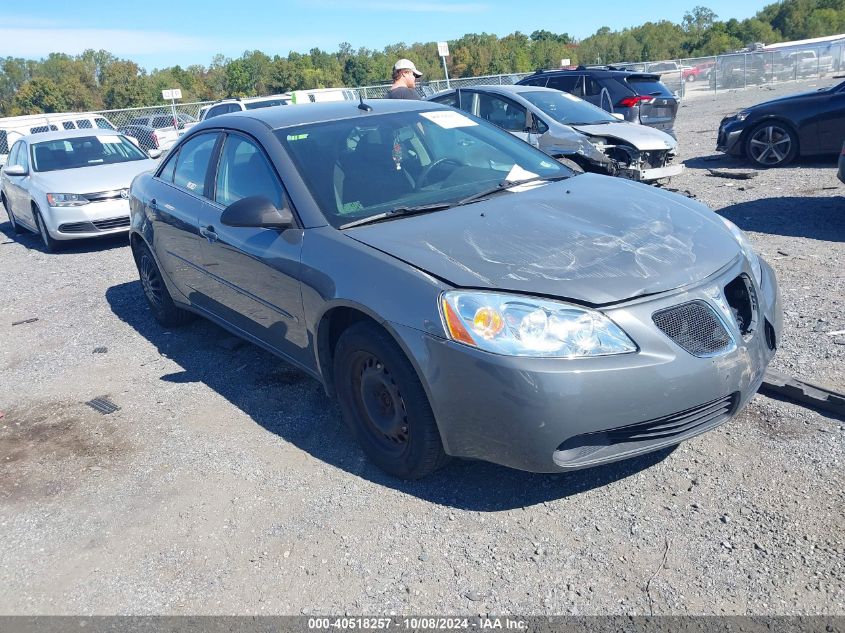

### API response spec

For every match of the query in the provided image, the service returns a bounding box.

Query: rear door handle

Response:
[199,225,218,243]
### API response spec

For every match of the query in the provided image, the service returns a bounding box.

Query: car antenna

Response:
[358,92,373,112]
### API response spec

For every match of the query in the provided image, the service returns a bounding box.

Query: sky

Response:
[1,0,775,71]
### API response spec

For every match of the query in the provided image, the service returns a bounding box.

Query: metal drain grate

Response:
[86,397,120,415]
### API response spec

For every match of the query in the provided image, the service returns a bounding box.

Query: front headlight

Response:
[720,217,762,285]
[735,110,751,121]
[440,290,637,358]
[47,193,89,207]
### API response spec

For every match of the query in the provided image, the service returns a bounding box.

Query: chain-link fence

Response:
[87,38,844,148]
[93,101,213,153]
[625,39,845,101]
[358,72,533,99]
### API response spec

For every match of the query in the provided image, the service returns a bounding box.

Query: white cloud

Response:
[0,28,210,58]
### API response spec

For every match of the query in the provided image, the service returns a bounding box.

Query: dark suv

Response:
[517,67,679,137]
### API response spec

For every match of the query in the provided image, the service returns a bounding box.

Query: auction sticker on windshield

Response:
[420,111,477,129]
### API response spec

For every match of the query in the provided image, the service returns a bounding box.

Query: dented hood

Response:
[346,174,740,305]
[571,121,677,152]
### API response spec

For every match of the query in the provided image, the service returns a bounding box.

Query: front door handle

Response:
[199,225,218,243]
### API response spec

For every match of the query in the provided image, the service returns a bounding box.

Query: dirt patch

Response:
[0,400,129,503]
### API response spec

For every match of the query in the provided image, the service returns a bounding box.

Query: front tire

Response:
[745,121,798,167]
[132,240,195,327]
[333,321,448,479]
[33,207,61,252]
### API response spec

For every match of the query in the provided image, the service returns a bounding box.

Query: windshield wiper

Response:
[339,175,569,229]
[455,174,570,207]
[339,202,453,229]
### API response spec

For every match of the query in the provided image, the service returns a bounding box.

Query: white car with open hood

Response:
[429,84,684,183]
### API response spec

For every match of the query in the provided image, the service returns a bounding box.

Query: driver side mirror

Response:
[148,148,163,159]
[220,196,294,230]
[611,113,625,121]
[3,164,27,176]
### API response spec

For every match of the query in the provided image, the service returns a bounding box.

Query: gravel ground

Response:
[0,78,843,616]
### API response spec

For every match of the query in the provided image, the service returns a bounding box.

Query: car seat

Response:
[336,132,413,210]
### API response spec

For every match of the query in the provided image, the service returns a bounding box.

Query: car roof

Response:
[528,68,660,80]
[23,129,129,143]
[431,85,561,98]
[215,94,290,104]
[192,98,449,131]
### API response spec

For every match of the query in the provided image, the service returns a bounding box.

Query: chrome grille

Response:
[653,301,733,357]
[84,190,126,202]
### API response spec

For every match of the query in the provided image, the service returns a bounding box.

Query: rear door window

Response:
[547,75,582,95]
[520,76,548,87]
[0,130,8,155]
[77,119,93,129]
[173,133,219,196]
[430,93,458,108]
[205,104,230,119]
[95,117,116,130]
[62,121,76,130]
[30,125,58,133]
[476,93,527,132]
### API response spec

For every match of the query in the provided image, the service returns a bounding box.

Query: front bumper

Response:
[392,257,781,473]
[43,198,131,240]
[621,163,685,182]
[717,118,746,155]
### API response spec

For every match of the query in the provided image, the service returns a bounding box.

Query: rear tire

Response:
[132,240,195,327]
[333,321,448,479]
[33,207,61,252]
[2,194,23,235]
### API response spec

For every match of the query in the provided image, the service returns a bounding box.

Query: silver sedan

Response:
[1,129,159,251]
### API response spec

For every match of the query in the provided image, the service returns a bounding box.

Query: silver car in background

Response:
[430,85,683,182]
[1,129,158,251]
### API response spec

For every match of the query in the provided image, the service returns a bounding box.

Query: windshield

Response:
[277,109,570,229]
[520,90,617,125]
[31,135,148,172]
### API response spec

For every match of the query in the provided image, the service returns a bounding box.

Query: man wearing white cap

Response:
[387,59,423,99]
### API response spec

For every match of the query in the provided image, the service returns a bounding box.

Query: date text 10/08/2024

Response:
[307,618,528,630]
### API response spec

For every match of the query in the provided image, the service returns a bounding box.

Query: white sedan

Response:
[1,129,159,251]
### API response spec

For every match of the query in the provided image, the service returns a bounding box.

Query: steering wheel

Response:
[416,158,462,189]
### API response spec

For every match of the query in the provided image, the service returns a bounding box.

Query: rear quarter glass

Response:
[624,77,675,97]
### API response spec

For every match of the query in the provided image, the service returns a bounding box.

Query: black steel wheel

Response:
[334,321,448,479]
[133,240,194,327]
[746,121,798,167]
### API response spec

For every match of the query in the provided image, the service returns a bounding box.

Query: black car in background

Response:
[838,140,845,184]
[518,67,679,137]
[717,78,845,167]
